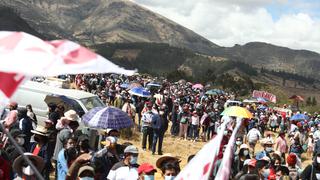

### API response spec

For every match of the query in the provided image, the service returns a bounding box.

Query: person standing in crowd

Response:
[107,145,139,180]
[301,150,320,179]
[190,111,199,141]
[137,163,157,180]
[47,103,63,126]
[178,104,191,140]
[286,153,300,180]
[233,144,251,176]
[30,126,52,180]
[275,130,288,162]
[289,136,304,158]
[5,129,26,161]
[156,154,181,180]
[18,108,33,151]
[12,153,45,180]
[122,99,136,124]
[247,124,262,155]
[53,110,79,176]
[170,103,180,137]
[256,139,274,160]
[3,102,18,130]
[307,133,314,157]
[26,104,37,129]
[57,137,77,180]
[151,107,164,155]
[94,136,122,180]
[141,102,155,151]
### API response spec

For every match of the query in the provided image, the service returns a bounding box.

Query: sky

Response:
[132,0,320,53]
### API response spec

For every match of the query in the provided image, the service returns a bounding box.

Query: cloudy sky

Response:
[132,0,320,53]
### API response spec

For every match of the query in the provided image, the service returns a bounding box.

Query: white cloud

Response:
[132,0,320,53]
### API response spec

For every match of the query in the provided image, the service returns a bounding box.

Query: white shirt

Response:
[107,162,138,180]
[191,116,199,125]
[247,128,261,143]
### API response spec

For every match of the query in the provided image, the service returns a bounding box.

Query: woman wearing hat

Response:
[30,126,52,180]
[233,144,251,177]
[156,154,181,180]
[12,153,45,180]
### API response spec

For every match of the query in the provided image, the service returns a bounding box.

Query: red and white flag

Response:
[176,117,231,180]
[215,118,242,179]
[0,31,136,76]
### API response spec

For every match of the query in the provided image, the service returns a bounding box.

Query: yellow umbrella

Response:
[221,106,253,119]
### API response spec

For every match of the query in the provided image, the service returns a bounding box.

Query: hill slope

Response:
[0,0,219,54]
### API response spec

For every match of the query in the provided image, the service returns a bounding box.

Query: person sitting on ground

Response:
[12,153,45,180]
[137,163,157,180]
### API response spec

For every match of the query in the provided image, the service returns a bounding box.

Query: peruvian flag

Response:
[0,31,136,76]
[0,72,25,98]
[176,117,231,180]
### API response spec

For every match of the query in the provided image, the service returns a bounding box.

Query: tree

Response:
[306,97,312,106]
[312,97,317,106]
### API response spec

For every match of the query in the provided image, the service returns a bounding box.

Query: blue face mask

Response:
[130,156,138,164]
[144,175,155,180]
[79,177,94,180]
[165,176,176,180]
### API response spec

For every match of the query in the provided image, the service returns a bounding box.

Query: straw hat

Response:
[31,126,49,136]
[64,110,79,121]
[260,138,274,145]
[13,153,45,177]
[156,153,180,168]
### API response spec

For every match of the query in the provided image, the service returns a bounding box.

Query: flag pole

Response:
[0,123,44,180]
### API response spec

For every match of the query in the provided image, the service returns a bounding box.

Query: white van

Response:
[11,81,105,124]
[224,100,243,109]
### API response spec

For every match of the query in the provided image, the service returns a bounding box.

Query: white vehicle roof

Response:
[19,81,96,99]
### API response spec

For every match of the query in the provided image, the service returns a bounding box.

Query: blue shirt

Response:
[57,149,68,180]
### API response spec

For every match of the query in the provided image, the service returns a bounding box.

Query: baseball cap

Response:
[138,163,157,175]
[124,145,139,154]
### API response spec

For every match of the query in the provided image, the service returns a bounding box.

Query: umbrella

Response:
[205,90,218,95]
[192,83,204,89]
[146,82,161,87]
[82,106,133,129]
[129,87,151,98]
[128,82,142,89]
[120,83,129,89]
[290,113,308,121]
[221,106,253,119]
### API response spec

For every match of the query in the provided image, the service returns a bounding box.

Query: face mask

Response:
[266,147,273,153]
[262,168,270,178]
[317,157,320,163]
[22,166,34,176]
[165,176,176,180]
[223,131,228,136]
[79,177,94,180]
[144,175,155,180]
[130,156,138,164]
[243,150,249,156]
[16,137,25,146]
[236,141,242,145]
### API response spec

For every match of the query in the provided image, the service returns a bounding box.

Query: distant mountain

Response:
[1,0,320,81]
[211,42,320,78]
[0,0,219,54]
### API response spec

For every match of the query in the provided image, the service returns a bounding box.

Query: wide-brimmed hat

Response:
[13,153,45,177]
[260,138,274,145]
[156,153,180,168]
[64,110,79,121]
[31,126,49,136]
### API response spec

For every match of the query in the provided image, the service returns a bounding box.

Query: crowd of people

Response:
[0,73,320,179]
